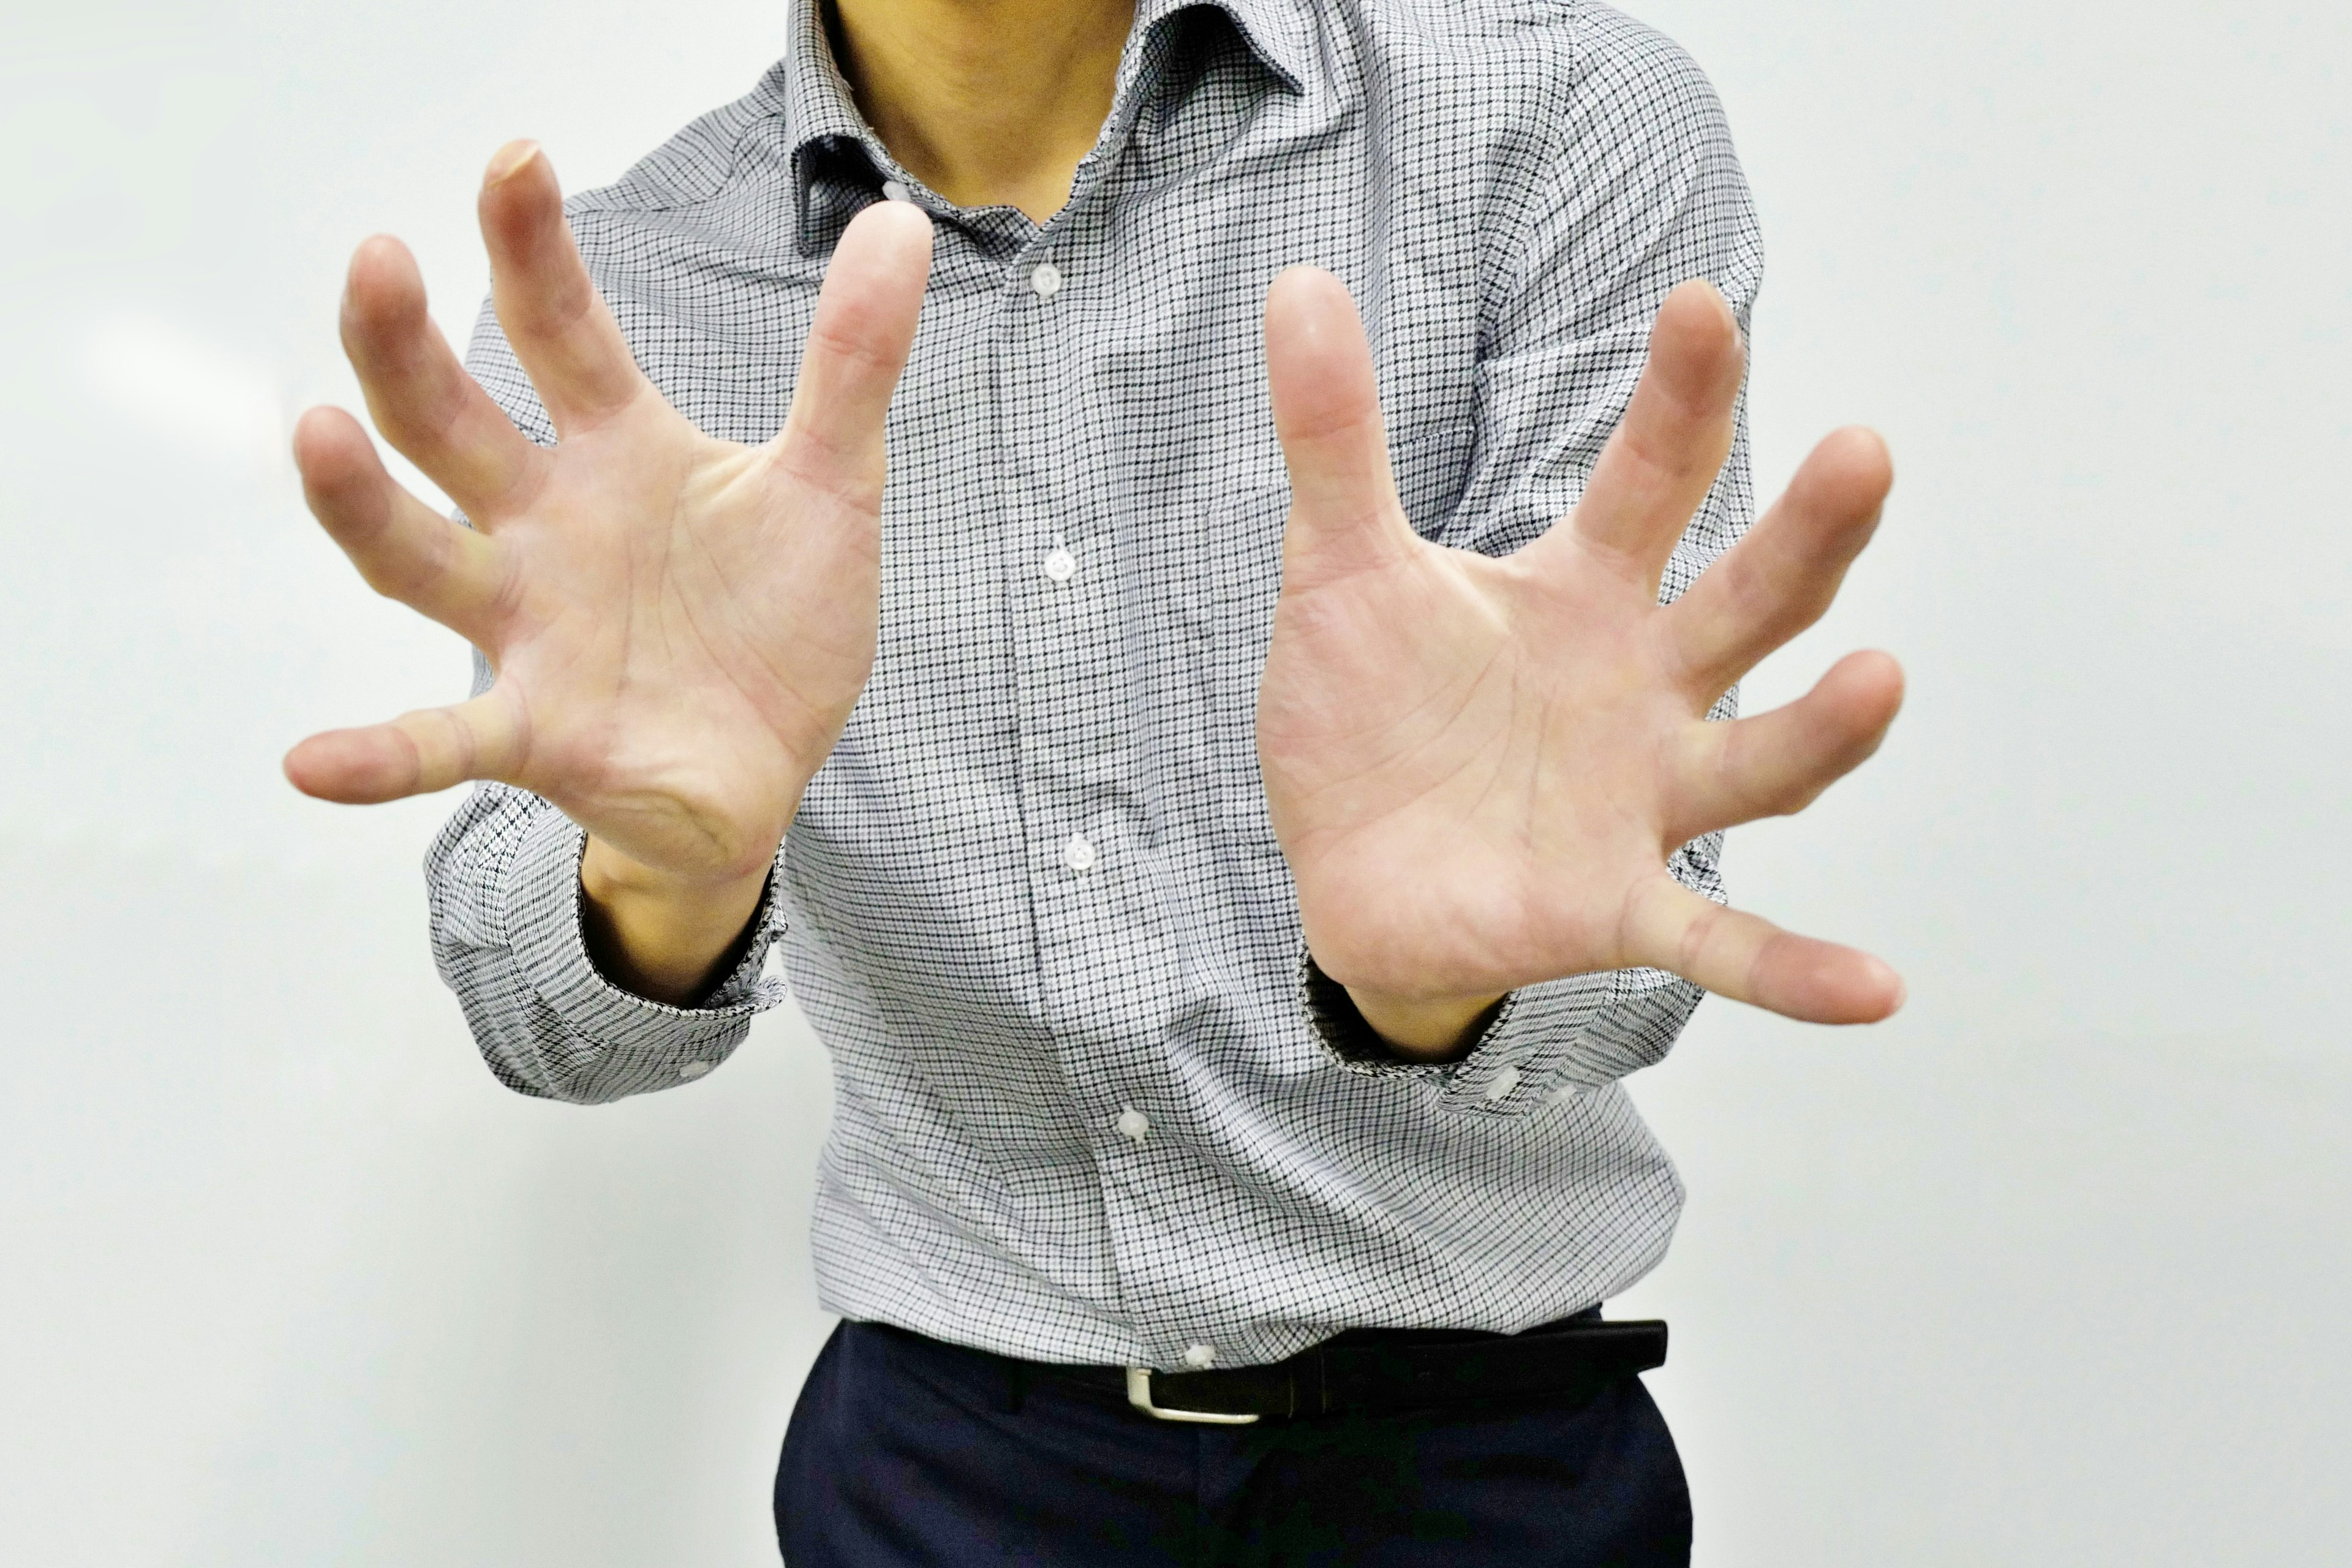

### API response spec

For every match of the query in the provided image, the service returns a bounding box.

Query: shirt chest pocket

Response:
[1166,411,1471,763]
[1164,418,1470,843]
[1175,483,1288,774]
[1156,484,1287,864]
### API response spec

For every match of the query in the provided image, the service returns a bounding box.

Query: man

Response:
[286,0,1904,1559]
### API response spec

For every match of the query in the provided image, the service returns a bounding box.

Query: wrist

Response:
[1337,981,1507,1063]
[580,835,775,1006]
[580,835,774,905]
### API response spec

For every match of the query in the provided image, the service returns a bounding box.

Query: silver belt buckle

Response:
[1125,1366,1261,1425]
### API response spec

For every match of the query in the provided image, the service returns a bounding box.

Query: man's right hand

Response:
[286,143,933,1000]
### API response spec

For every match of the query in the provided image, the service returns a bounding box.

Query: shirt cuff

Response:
[502,807,790,1068]
[1300,947,1697,1116]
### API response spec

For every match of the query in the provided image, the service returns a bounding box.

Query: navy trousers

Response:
[775,1319,1692,1566]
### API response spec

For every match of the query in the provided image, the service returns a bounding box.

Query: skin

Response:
[285,0,1904,1059]
[830,0,1136,222]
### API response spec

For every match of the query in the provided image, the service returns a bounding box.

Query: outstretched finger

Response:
[1664,650,1904,842]
[341,233,546,517]
[295,405,514,646]
[1624,876,1904,1025]
[772,200,935,509]
[478,140,651,431]
[284,691,526,805]
[1264,266,1417,584]
[1666,426,1893,704]
[1531,281,1744,594]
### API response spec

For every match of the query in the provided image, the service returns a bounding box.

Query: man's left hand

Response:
[1256,270,1905,1058]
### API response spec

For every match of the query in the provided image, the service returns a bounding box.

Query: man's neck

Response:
[831,0,1137,223]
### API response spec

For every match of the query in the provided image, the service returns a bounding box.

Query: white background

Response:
[3,1,2346,1563]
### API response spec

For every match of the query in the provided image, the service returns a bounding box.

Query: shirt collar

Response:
[766,0,1311,252]
[1147,0,1312,96]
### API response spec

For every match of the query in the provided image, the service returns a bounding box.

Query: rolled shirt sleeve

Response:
[425,777,790,1103]
[1300,20,1766,1114]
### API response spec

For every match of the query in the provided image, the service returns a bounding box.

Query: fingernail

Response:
[487,140,541,185]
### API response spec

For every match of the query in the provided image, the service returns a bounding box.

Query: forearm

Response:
[581,836,772,1006]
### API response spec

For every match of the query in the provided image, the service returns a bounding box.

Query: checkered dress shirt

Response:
[426,0,1764,1372]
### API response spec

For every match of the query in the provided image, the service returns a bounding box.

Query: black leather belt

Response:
[1027,1312,1668,1425]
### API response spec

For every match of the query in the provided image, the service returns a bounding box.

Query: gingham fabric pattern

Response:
[425,0,1763,1373]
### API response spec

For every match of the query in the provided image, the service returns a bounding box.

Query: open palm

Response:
[285,144,932,889]
[1258,271,1905,1026]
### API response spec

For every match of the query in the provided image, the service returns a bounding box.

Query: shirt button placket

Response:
[1003,224,1157,1308]
[1015,245,1107,941]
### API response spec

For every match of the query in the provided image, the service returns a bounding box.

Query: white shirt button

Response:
[1482,1065,1522,1102]
[1116,1107,1150,1143]
[678,1060,714,1080]
[1030,261,1063,298]
[881,179,911,203]
[1063,834,1098,872]
[1042,546,1077,583]
[1182,1344,1217,1370]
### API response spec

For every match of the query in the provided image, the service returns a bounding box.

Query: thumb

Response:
[284,691,525,804]
[1264,267,1415,581]
[773,200,935,502]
